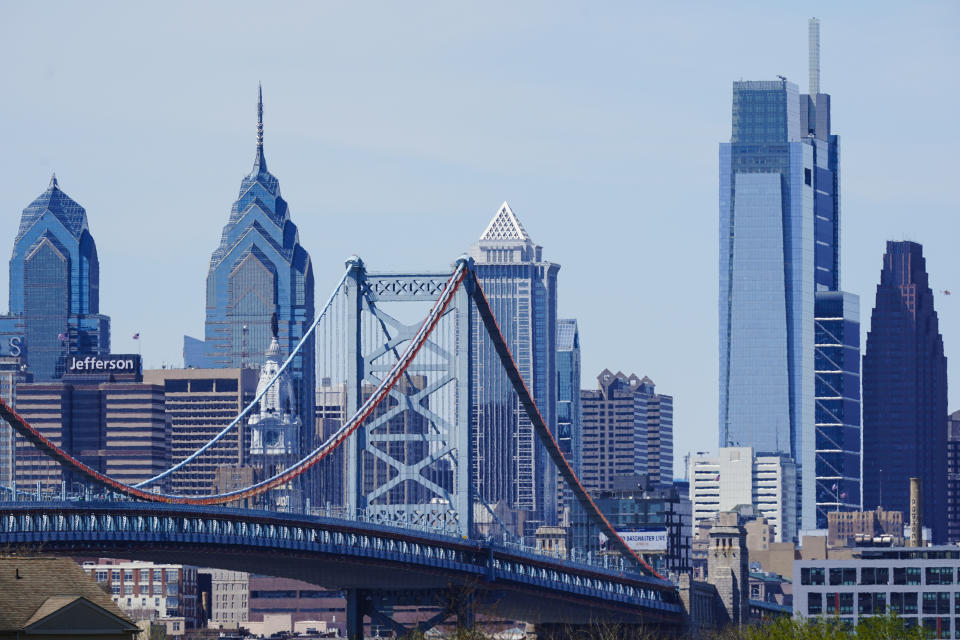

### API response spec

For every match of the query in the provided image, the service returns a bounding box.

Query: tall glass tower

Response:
[469,202,559,532]
[556,319,582,476]
[719,19,861,532]
[863,241,947,543]
[184,87,315,456]
[7,175,110,380]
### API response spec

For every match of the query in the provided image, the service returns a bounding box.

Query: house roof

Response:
[0,557,134,632]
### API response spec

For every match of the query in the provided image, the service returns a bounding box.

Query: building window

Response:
[808,592,823,615]
[801,567,825,586]
[124,585,133,595]
[927,567,954,585]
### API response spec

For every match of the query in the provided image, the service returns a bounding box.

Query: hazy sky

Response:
[1,1,958,478]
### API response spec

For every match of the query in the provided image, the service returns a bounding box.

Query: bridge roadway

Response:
[0,501,684,629]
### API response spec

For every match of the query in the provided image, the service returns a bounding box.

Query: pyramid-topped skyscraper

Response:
[469,202,559,534]
[6,175,110,380]
[184,86,315,455]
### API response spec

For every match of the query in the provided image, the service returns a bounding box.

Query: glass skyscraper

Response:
[5,175,110,381]
[719,19,858,531]
[862,241,948,543]
[556,318,582,475]
[184,87,315,455]
[814,291,860,527]
[469,202,559,530]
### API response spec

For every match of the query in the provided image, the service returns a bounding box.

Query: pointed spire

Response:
[252,83,268,174]
[49,173,58,189]
[257,82,264,149]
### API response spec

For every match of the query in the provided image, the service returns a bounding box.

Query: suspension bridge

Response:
[0,256,684,637]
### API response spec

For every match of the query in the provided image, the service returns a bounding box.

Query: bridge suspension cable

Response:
[0,259,467,505]
[470,277,663,579]
[134,263,354,487]
[0,256,663,579]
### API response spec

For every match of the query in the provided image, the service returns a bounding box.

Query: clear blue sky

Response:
[1,1,957,479]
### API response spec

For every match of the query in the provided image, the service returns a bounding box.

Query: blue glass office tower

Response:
[719,19,858,531]
[719,77,816,528]
[814,291,860,527]
[556,319,582,475]
[5,176,110,380]
[469,203,559,531]
[184,88,315,455]
[863,241,947,543]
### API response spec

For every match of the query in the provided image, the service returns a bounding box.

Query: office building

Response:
[183,87,315,460]
[862,241,948,542]
[795,546,960,635]
[2,175,110,381]
[635,376,674,485]
[690,447,797,543]
[316,380,347,510]
[248,576,345,637]
[572,475,691,577]
[142,367,257,496]
[719,19,855,531]
[580,370,673,492]
[556,319,582,475]
[207,569,249,626]
[827,507,904,548]
[0,352,30,489]
[814,291,861,526]
[84,560,201,630]
[468,202,559,527]
[14,355,169,492]
[949,410,960,544]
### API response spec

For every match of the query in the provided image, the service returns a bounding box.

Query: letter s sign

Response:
[9,337,21,358]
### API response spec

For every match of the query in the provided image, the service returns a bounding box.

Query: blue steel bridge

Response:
[0,256,683,637]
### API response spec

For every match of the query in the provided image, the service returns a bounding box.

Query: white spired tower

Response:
[248,335,302,511]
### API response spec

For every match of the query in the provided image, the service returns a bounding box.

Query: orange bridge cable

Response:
[469,273,665,580]
[0,262,468,506]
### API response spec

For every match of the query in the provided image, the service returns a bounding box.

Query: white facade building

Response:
[209,569,249,626]
[690,447,797,542]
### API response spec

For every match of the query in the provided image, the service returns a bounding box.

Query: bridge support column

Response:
[345,588,366,640]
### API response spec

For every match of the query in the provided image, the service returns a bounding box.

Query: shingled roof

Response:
[0,557,137,635]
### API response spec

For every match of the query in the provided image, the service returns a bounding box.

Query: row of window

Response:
[808,591,960,617]
[801,566,957,586]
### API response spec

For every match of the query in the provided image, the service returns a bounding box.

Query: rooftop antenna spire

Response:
[257,82,264,149]
[809,18,821,101]
[252,83,267,173]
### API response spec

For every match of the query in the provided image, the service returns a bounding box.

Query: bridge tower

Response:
[343,256,474,535]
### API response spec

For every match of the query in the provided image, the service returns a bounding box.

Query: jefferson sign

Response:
[66,354,141,374]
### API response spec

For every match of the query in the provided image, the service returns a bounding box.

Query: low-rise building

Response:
[794,545,960,635]
[207,569,249,627]
[827,506,904,548]
[82,559,201,630]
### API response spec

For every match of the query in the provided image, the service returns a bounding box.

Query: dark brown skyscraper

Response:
[862,241,948,542]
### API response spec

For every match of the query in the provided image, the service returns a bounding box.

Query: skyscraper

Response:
[718,19,857,529]
[635,376,674,486]
[947,410,960,544]
[469,202,559,528]
[556,318,582,475]
[580,370,673,492]
[184,87,315,456]
[862,241,948,543]
[814,291,861,527]
[5,176,110,381]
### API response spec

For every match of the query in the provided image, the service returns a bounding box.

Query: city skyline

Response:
[1,3,957,479]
